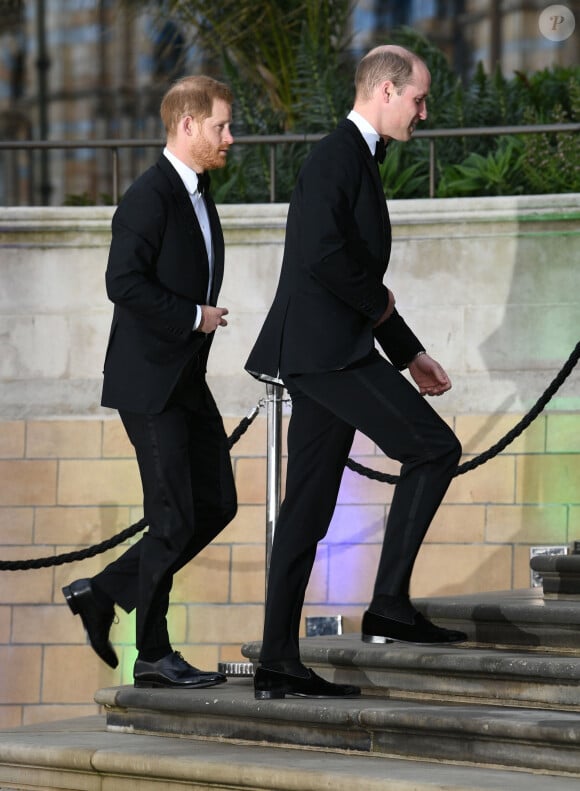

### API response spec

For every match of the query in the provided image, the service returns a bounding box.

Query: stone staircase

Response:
[97,670,580,775]
[3,588,580,790]
[94,590,580,777]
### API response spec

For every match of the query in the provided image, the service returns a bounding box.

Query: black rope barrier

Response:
[0,399,265,571]
[1,342,578,570]
[346,340,580,484]
[0,519,150,572]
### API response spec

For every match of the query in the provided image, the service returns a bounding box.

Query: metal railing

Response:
[1,123,579,203]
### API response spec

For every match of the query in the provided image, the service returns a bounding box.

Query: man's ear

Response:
[182,115,195,136]
[381,80,394,103]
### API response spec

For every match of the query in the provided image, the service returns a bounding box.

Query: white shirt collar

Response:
[163,147,203,195]
[347,110,381,157]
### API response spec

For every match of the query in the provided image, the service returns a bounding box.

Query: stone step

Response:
[530,553,580,596]
[2,715,580,791]
[242,634,580,710]
[96,678,580,776]
[300,589,580,652]
[414,589,580,651]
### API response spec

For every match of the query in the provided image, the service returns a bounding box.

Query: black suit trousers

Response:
[94,379,237,652]
[260,350,461,663]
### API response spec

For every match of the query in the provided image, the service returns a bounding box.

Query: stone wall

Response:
[0,196,578,727]
[2,196,579,419]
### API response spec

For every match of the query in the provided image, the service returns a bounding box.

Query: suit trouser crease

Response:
[260,352,461,662]
[93,384,236,651]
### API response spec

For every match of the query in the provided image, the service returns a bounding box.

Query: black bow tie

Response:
[196,171,210,195]
[374,138,387,164]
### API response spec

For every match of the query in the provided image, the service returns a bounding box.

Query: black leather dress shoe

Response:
[362,610,467,645]
[134,651,227,689]
[62,578,118,668]
[254,666,361,700]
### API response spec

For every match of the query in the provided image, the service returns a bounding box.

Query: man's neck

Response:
[165,142,203,173]
[351,105,379,135]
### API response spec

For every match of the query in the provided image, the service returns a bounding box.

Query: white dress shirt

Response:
[347,109,381,157]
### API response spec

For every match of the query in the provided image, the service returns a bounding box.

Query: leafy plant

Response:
[437,136,525,197]
[380,140,430,199]
[519,76,580,194]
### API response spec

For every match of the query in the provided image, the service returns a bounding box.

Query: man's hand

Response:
[408,352,452,397]
[198,306,229,334]
[373,288,396,327]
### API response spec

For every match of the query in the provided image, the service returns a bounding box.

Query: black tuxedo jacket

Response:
[246,119,423,381]
[101,155,224,414]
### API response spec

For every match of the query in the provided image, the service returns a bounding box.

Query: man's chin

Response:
[203,160,226,172]
[390,131,413,143]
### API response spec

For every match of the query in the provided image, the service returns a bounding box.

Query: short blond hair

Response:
[355,46,425,101]
[160,75,233,137]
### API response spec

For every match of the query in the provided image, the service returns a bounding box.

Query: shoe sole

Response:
[255,690,360,700]
[362,634,394,644]
[134,678,227,689]
[362,633,467,645]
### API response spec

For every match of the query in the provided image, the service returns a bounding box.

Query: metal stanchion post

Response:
[219,382,284,678]
[265,381,284,592]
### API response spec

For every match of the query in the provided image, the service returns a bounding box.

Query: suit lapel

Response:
[338,119,390,256]
[205,191,225,305]
[156,155,215,301]
[156,155,210,264]
[339,119,386,207]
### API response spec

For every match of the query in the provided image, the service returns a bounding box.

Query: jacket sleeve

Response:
[373,308,425,370]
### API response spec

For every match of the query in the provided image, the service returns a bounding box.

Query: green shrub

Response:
[437,136,525,197]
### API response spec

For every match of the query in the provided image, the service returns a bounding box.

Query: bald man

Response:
[246,45,465,700]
